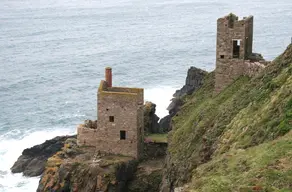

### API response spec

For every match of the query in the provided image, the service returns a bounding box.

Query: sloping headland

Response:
[10,13,292,192]
[11,44,292,192]
[161,44,292,191]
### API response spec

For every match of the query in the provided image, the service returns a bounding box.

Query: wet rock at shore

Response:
[10,135,76,177]
[36,137,138,192]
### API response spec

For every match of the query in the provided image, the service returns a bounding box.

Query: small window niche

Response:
[233,40,240,58]
[109,116,114,122]
[220,55,224,59]
[120,130,126,140]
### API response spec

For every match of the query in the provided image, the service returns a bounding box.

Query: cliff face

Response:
[11,135,75,177]
[11,103,166,192]
[162,45,292,191]
[35,138,165,192]
[10,44,292,192]
[37,138,138,192]
[173,67,207,98]
[159,67,207,132]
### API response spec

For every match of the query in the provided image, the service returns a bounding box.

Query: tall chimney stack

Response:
[105,67,112,87]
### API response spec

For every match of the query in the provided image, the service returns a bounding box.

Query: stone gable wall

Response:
[77,86,144,159]
[214,14,267,93]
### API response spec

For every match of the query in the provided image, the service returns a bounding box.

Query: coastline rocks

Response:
[167,98,183,116]
[144,102,161,133]
[160,67,207,132]
[11,135,76,177]
[128,159,164,192]
[37,137,138,192]
[159,115,172,132]
[144,143,167,159]
[173,67,207,98]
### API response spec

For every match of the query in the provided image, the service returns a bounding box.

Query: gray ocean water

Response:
[0,0,291,191]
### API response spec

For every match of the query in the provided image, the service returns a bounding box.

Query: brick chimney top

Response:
[105,67,112,87]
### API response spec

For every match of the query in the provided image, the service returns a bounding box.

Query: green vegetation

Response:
[190,131,292,191]
[145,133,168,143]
[167,45,292,191]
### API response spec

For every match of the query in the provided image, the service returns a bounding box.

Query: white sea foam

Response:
[0,128,75,192]
[144,86,178,118]
[0,86,176,192]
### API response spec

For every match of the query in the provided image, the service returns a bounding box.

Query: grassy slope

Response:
[167,45,292,191]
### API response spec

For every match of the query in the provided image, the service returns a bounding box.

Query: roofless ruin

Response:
[76,13,269,159]
[77,67,144,159]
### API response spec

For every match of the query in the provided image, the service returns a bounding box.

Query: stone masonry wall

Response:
[77,125,98,146]
[214,14,266,93]
[78,85,144,159]
[216,15,253,60]
[137,105,144,158]
[215,59,267,93]
[98,91,140,158]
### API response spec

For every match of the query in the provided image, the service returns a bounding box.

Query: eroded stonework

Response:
[215,13,270,93]
[77,68,144,159]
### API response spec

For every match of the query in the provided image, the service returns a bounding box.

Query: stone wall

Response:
[77,81,144,159]
[77,125,98,146]
[137,105,144,158]
[215,59,267,93]
[99,91,140,158]
[216,14,253,60]
[214,14,268,93]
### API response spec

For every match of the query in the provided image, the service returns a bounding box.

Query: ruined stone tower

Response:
[77,67,144,159]
[215,13,267,93]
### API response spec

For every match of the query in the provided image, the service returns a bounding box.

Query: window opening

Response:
[120,130,126,140]
[233,40,240,58]
[109,116,114,122]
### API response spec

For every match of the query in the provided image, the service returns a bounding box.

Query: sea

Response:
[0,0,291,191]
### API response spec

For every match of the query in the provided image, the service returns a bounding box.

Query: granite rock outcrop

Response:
[159,67,207,132]
[11,135,76,177]
[144,101,161,133]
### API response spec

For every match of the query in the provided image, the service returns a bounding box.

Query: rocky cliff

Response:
[161,44,292,191]
[10,45,292,192]
[144,101,161,133]
[11,135,166,192]
[11,135,75,177]
[159,67,207,132]
[37,138,138,192]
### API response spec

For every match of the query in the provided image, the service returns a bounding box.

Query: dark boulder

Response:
[11,135,76,177]
[248,52,265,62]
[173,66,207,98]
[159,115,172,133]
[144,102,161,133]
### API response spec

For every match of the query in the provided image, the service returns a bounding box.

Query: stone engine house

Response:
[77,67,144,159]
[215,13,269,93]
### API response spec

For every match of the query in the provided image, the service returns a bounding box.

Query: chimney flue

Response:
[105,67,112,87]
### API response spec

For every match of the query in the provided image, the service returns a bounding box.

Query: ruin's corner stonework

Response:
[77,68,144,159]
[215,13,270,93]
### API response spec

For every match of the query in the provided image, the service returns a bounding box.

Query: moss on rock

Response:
[37,138,138,192]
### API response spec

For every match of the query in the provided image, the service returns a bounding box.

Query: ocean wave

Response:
[144,86,177,118]
[0,128,75,192]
